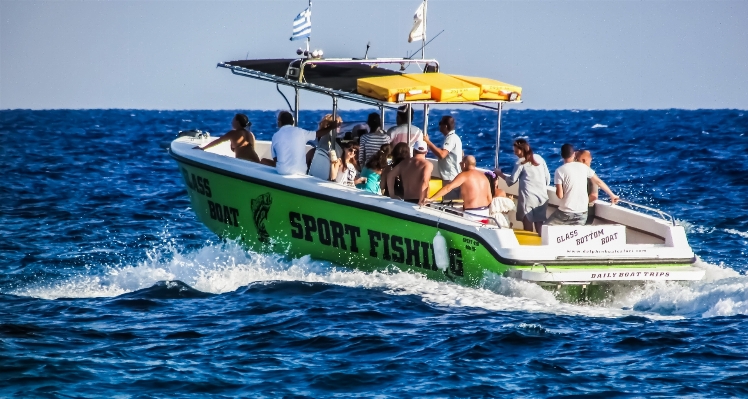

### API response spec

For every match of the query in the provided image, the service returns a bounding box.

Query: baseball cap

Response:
[412,140,427,153]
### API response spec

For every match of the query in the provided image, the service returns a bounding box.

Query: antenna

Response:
[406,29,445,60]
[364,41,371,59]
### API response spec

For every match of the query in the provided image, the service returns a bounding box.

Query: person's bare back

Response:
[457,169,492,209]
[428,155,491,210]
[387,148,433,204]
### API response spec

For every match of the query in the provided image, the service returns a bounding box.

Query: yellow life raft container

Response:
[356,75,432,102]
[403,73,481,102]
[450,75,522,101]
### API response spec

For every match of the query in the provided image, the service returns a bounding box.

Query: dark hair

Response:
[341,142,357,169]
[561,143,575,159]
[391,142,411,166]
[367,113,382,132]
[365,150,387,171]
[484,171,498,197]
[278,111,294,126]
[379,143,392,159]
[439,116,455,131]
[396,105,414,124]
[235,113,251,129]
[513,138,539,166]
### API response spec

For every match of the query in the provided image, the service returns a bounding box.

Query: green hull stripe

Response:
[171,151,696,267]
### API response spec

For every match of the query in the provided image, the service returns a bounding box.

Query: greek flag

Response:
[290,6,312,41]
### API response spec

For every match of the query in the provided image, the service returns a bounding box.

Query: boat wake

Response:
[8,239,746,320]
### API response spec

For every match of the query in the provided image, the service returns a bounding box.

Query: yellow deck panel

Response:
[357,76,432,102]
[514,230,542,246]
[403,73,481,102]
[450,75,522,101]
[428,178,443,200]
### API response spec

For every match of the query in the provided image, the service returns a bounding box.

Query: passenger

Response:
[359,113,391,167]
[484,171,516,228]
[547,144,619,226]
[379,143,392,159]
[356,150,387,194]
[350,124,369,142]
[497,138,550,235]
[387,105,423,147]
[386,141,433,204]
[381,142,410,197]
[261,111,339,175]
[331,142,365,187]
[576,149,599,224]
[308,114,344,180]
[426,156,492,220]
[197,113,260,163]
[424,116,463,201]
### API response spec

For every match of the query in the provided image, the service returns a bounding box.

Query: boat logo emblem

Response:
[250,193,273,243]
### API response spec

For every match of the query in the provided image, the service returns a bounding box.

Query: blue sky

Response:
[1,0,746,110]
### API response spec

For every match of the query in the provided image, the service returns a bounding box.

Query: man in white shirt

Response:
[424,115,463,200]
[387,105,423,148]
[261,111,338,175]
[547,144,619,225]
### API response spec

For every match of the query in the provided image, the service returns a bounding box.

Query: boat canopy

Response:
[218,58,521,108]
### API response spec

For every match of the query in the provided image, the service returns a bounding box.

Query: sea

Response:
[1,108,747,398]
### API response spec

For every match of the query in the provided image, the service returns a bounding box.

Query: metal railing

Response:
[616,199,676,226]
[423,201,505,228]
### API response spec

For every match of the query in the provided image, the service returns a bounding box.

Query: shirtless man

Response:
[386,141,433,205]
[426,156,492,218]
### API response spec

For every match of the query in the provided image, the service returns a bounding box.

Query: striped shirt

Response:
[359,129,391,166]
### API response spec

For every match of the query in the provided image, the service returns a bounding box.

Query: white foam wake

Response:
[8,239,746,319]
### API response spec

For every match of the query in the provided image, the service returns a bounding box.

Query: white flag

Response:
[408,2,425,43]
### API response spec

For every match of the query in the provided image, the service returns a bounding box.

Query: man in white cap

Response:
[386,140,433,205]
[424,115,463,200]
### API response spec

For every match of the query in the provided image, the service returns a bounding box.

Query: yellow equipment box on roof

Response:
[451,75,522,101]
[356,75,432,102]
[403,73,481,102]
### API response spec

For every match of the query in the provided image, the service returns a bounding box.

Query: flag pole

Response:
[306,0,312,53]
[421,0,427,60]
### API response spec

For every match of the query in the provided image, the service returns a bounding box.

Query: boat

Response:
[168,53,704,300]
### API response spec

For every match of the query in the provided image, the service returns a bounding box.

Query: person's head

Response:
[438,116,455,135]
[412,140,428,156]
[233,113,251,130]
[278,111,295,127]
[367,113,382,132]
[351,124,369,140]
[379,143,392,159]
[513,138,539,166]
[341,142,357,163]
[561,143,575,160]
[391,142,411,165]
[460,155,476,171]
[396,105,414,125]
[319,114,343,132]
[576,150,592,167]
[365,150,388,172]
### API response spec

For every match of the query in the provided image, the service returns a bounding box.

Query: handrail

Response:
[423,201,504,228]
[616,199,676,226]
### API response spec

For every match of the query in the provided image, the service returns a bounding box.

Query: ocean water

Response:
[1,108,747,398]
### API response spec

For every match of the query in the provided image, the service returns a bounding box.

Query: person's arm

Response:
[424,133,449,159]
[554,168,563,199]
[427,172,464,202]
[501,161,523,186]
[330,160,341,181]
[556,184,564,199]
[197,131,234,150]
[358,135,368,166]
[590,175,619,204]
[543,160,551,186]
[386,163,401,198]
[314,120,341,140]
[419,162,434,205]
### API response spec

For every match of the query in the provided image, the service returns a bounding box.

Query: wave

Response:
[7,239,746,319]
[591,124,608,128]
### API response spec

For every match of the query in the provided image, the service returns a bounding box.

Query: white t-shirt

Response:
[554,162,596,213]
[271,125,316,175]
[387,124,423,148]
[438,131,463,181]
